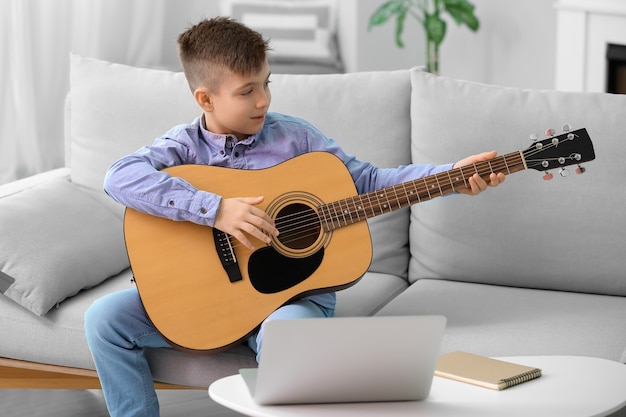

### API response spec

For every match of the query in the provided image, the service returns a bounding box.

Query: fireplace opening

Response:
[607,44,626,94]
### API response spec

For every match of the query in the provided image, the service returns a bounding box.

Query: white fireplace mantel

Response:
[555,0,626,92]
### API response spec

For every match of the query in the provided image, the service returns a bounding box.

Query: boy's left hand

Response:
[453,151,506,196]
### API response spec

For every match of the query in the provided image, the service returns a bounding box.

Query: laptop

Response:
[239,315,446,405]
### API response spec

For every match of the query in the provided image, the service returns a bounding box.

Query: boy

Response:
[85,17,504,417]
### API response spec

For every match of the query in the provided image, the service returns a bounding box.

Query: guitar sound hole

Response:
[275,203,320,250]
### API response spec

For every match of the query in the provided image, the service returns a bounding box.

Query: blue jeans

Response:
[84,288,333,417]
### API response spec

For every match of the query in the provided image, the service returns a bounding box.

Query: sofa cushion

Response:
[409,70,626,296]
[377,279,626,362]
[69,54,198,197]
[0,179,128,315]
[335,271,408,317]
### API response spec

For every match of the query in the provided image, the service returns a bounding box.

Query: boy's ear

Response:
[194,87,214,112]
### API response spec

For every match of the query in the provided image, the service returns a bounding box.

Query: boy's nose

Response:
[257,90,270,108]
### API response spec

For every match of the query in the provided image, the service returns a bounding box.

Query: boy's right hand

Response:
[214,196,279,250]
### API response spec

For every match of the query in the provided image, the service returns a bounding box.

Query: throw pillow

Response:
[0,179,129,315]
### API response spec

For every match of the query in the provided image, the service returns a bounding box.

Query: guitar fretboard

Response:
[319,151,526,232]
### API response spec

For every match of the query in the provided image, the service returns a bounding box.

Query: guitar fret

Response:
[379,191,388,214]
[382,190,392,212]
[374,191,388,213]
[336,200,345,227]
[434,174,443,196]
[503,156,517,174]
[460,166,469,188]
[344,200,353,225]
[352,196,363,222]
[424,177,432,200]
[350,197,361,223]
[411,183,420,204]
[446,170,456,192]
[349,199,356,222]
[339,200,349,226]
[330,202,341,229]
[365,193,376,217]
[400,182,413,206]
[502,154,511,174]
[391,185,401,209]
[320,203,332,232]
[345,198,356,223]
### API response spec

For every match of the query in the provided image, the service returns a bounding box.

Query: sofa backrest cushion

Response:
[409,70,626,296]
[68,55,413,281]
[69,54,198,195]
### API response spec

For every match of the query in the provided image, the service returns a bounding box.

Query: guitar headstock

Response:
[523,127,595,179]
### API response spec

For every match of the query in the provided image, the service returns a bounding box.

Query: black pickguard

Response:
[248,247,324,294]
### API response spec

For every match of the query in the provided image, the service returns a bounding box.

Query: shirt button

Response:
[168,200,175,206]
[200,207,207,214]
[234,152,240,157]
[219,150,225,155]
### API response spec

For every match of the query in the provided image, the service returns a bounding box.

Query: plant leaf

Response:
[368,0,407,30]
[424,13,446,46]
[395,9,407,48]
[442,0,480,31]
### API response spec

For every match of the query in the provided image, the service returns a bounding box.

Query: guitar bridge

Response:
[212,229,243,283]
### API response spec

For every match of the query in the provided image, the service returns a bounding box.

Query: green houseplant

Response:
[368,0,479,74]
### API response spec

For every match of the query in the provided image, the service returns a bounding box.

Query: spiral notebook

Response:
[435,351,542,390]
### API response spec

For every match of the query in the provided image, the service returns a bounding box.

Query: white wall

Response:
[159,0,222,71]
[340,0,557,90]
[157,0,557,90]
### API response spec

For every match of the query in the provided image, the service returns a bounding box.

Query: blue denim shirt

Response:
[104,112,452,309]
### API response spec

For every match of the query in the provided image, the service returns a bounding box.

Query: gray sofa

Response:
[1,55,625,390]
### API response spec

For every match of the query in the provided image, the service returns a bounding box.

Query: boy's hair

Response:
[177,17,269,93]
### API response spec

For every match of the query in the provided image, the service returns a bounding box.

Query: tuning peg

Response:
[545,128,555,137]
[562,124,571,132]
[543,172,553,181]
[576,165,586,175]
[530,133,538,142]
[559,168,570,177]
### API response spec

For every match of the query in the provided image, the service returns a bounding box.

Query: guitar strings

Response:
[223,136,575,251]
[227,153,521,250]
[272,152,521,230]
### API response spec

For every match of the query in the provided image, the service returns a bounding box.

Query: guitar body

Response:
[124,152,373,353]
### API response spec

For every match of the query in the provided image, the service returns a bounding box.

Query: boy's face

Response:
[199,59,271,141]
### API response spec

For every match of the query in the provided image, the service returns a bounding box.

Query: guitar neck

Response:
[320,151,526,232]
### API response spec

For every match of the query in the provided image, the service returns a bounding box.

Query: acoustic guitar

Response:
[124,128,595,353]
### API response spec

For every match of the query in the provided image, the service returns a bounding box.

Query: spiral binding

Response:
[500,368,542,388]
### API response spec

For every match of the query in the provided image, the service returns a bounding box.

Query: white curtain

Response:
[0,0,166,185]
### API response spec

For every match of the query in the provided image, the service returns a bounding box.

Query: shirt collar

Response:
[198,114,258,152]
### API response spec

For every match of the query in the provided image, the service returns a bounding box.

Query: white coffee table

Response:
[209,356,626,417]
